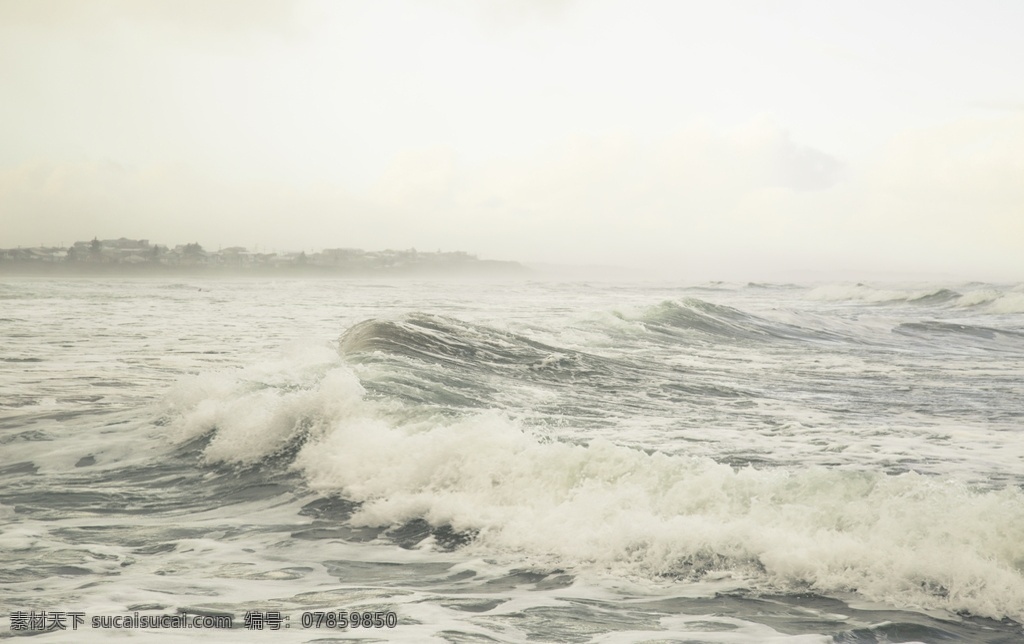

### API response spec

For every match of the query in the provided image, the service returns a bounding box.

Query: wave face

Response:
[340,314,619,380]
[4,279,1024,643]
[633,298,843,343]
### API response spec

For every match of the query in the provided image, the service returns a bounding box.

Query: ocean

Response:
[1,278,1022,642]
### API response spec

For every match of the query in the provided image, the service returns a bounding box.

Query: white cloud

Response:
[858,115,1024,271]
[0,0,305,39]
[372,147,457,211]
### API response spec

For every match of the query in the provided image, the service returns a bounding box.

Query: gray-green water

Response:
[2,278,1023,642]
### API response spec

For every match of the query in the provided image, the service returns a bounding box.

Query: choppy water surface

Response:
[1,278,1023,642]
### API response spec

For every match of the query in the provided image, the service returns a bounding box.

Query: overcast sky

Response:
[1,0,1022,279]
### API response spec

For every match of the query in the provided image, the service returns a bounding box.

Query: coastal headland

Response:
[0,238,527,277]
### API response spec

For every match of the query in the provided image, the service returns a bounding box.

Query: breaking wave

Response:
[164,330,1024,623]
[954,290,1024,314]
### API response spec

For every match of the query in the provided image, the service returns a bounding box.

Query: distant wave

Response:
[809,284,960,304]
[809,283,1024,313]
[907,288,962,304]
[894,321,1024,344]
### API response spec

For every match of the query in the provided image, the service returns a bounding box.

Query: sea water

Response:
[1,278,1022,642]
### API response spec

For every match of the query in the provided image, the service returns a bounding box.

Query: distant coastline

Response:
[0,238,528,277]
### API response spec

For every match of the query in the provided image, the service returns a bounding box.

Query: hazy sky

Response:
[1,0,1022,279]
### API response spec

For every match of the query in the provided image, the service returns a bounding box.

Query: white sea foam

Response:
[165,344,364,465]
